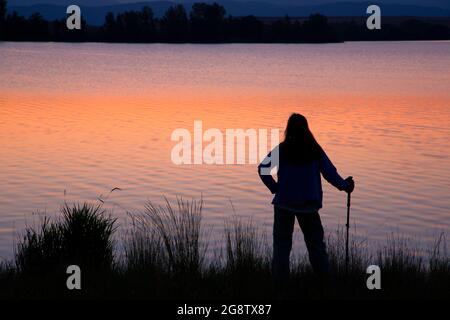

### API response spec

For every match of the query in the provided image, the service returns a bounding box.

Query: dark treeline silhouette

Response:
[103,6,156,42]
[1,1,450,43]
[0,0,6,39]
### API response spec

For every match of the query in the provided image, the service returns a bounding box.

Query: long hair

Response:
[281,113,322,164]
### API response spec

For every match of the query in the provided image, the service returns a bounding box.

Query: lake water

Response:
[0,41,449,260]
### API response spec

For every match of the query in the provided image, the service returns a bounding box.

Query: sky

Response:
[8,0,450,10]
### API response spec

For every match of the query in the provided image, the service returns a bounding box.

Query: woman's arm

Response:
[258,149,278,194]
[319,151,349,191]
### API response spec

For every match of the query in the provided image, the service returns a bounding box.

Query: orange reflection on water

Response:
[0,42,449,259]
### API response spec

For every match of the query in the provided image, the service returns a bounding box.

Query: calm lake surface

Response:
[0,41,449,259]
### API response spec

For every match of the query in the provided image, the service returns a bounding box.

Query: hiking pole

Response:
[345,187,352,276]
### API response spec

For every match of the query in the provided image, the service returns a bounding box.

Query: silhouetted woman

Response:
[258,113,354,282]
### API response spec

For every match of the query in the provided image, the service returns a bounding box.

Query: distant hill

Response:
[8,1,450,26]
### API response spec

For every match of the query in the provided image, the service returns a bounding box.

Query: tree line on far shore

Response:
[1,1,450,43]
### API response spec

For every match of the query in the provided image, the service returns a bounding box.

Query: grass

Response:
[15,203,116,275]
[225,217,269,272]
[0,198,448,300]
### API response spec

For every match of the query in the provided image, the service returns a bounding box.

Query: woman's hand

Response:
[345,176,355,193]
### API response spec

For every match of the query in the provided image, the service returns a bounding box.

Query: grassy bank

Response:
[0,198,448,299]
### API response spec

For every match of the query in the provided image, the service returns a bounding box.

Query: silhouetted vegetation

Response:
[1,1,449,43]
[15,203,116,276]
[5,203,115,298]
[159,4,189,43]
[103,6,156,42]
[0,198,448,299]
[189,3,226,42]
[302,14,338,43]
[0,0,6,39]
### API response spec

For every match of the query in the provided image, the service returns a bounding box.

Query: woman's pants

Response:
[273,206,329,281]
